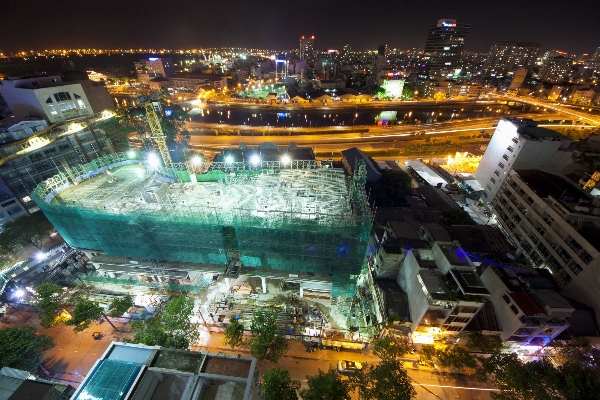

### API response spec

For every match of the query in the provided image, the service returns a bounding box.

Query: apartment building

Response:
[492,169,600,318]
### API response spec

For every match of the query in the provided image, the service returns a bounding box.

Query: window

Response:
[58,102,77,112]
[77,99,86,109]
[502,294,511,304]
[486,184,492,192]
[502,154,509,161]
[48,105,58,115]
[53,92,72,102]
[482,192,488,198]
[45,97,53,104]
[21,196,31,203]
[512,137,518,144]
[498,162,505,169]
[510,305,519,315]
[490,177,496,185]
[507,146,514,153]
[494,170,500,177]
[74,93,82,99]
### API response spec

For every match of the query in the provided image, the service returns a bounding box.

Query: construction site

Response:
[31,144,373,333]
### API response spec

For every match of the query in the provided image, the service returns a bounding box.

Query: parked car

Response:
[337,360,363,374]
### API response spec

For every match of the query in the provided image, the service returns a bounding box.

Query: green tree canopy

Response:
[126,295,198,349]
[263,367,300,400]
[223,316,244,349]
[352,359,416,400]
[65,297,104,332]
[366,169,413,207]
[33,283,65,328]
[300,367,351,400]
[466,332,503,353]
[371,335,411,360]
[108,295,134,318]
[0,326,55,371]
[248,308,288,362]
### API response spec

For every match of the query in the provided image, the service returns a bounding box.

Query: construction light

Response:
[192,156,201,165]
[36,252,46,261]
[281,155,291,165]
[15,289,24,298]
[225,155,234,164]
[250,155,260,166]
[128,150,136,158]
[148,153,160,169]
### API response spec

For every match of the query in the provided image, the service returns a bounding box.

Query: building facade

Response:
[538,55,573,83]
[0,76,113,124]
[423,19,471,76]
[475,118,573,204]
[484,41,542,73]
[491,169,600,318]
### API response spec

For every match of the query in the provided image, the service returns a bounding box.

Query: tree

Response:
[435,346,477,370]
[247,308,288,362]
[366,169,413,207]
[0,213,54,255]
[371,335,411,360]
[0,326,55,371]
[65,297,105,332]
[419,344,437,367]
[126,295,198,349]
[223,316,244,349]
[402,85,414,100]
[108,295,133,318]
[263,367,300,400]
[352,359,416,400]
[467,332,503,353]
[32,283,64,328]
[300,367,351,400]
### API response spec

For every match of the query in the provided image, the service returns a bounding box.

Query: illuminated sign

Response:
[164,108,173,118]
[442,23,457,27]
[149,57,159,61]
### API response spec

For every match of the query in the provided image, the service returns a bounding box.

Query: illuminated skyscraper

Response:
[423,19,470,76]
[300,35,315,62]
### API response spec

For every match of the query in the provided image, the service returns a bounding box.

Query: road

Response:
[192,331,498,400]
[184,113,591,157]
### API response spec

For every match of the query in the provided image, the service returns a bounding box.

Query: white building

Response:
[479,264,572,345]
[0,117,47,144]
[0,76,113,123]
[491,169,600,319]
[0,182,27,231]
[475,118,573,204]
[397,242,488,343]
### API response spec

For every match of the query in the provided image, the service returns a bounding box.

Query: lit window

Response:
[77,100,86,109]
[502,154,509,161]
[494,170,500,177]
[507,146,514,153]
[48,105,58,115]
[21,196,31,203]
[498,162,505,169]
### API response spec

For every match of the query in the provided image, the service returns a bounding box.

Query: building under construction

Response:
[31,151,372,298]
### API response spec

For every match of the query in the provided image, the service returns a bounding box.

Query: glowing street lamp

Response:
[225,155,234,164]
[192,156,202,165]
[147,153,160,169]
[250,155,260,166]
[281,154,291,165]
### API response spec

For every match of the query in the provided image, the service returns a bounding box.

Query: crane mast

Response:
[143,102,173,170]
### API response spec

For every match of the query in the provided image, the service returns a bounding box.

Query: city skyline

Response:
[0,0,598,55]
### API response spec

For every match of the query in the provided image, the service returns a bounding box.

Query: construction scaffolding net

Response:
[32,152,371,298]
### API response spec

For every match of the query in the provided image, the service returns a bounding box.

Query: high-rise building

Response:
[299,35,315,62]
[423,19,470,76]
[475,118,573,204]
[484,41,542,73]
[538,55,573,83]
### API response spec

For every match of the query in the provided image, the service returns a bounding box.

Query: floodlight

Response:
[225,155,234,164]
[281,155,291,165]
[36,252,46,261]
[15,289,24,298]
[250,155,260,165]
[148,153,160,168]
[128,150,136,158]
[192,156,201,165]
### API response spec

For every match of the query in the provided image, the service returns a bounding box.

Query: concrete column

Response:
[299,287,304,298]
[224,277,231,291]
[261,277,267,294]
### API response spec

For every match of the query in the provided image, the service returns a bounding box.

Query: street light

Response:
[250,155,261,166]
[128,150,136,159]
[192,156,202,165]
[281,154,291,165]
[225,155,234,164]
[147,153,160,169]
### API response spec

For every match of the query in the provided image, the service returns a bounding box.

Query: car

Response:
[337,360,363,374]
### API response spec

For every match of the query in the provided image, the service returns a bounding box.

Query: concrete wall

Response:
[397,250,429,331]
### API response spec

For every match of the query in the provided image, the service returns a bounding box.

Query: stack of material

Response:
[233,282,253,297]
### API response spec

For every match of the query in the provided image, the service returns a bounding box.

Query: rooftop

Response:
[514,169,587,200]
[54,164,357,227]
[341,147,382,182]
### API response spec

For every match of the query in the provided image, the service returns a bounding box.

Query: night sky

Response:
[0,0,598,54]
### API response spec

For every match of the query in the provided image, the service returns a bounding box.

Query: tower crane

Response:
[143,102,173,170]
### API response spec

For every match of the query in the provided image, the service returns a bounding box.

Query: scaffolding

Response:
[32,152,372,298]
